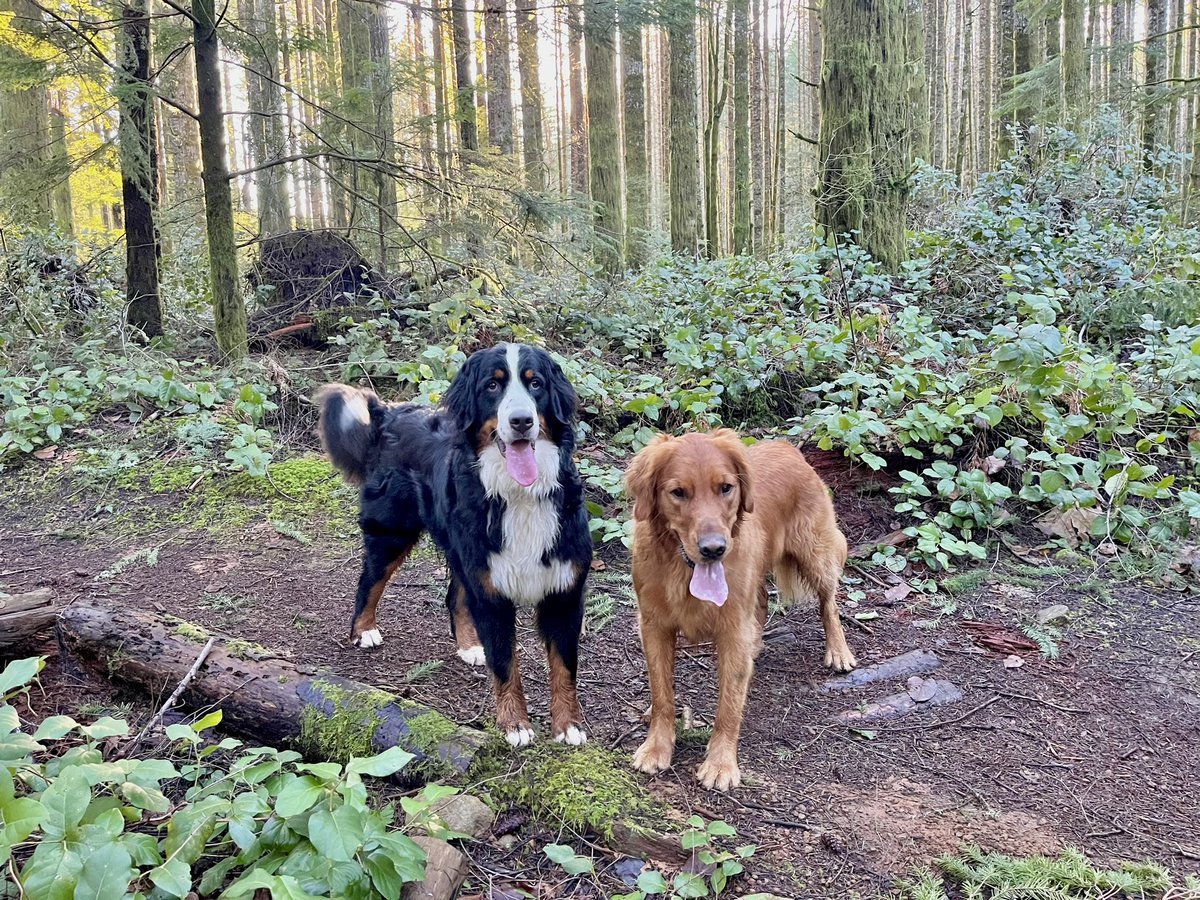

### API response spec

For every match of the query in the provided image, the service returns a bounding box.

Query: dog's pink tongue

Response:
[506,440,538,487]
[690,562,729,606]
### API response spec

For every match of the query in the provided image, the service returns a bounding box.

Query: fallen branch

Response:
[0,588,57,653]
[57,598,487,783]
[836,679,964,726]
[125,637,216,754]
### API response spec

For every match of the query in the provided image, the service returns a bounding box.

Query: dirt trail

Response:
[2,460,1199,897]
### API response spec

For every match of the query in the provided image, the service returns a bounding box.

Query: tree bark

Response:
[194,0,247,359]
[238,0,290,236]
[704,2,732,255]
[1061,0,1085,122]
[732,0,751,253]
[567,0,589,197]
[515,0,546,189]
[818,0,911,269]
[0,0,51,229]
[750,0,764,246]
[119,0,163,337]
[622,11,649,263]
[57,598,487,782]
[0,589,55,653]
[667,0,704,255]
[584,0,625,271]
[450,0,479,151]
[48,107,74,236]
[484,0,515,153]
[1141,0,1167,163]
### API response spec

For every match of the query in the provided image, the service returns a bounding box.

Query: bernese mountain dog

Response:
[315,343,593,746]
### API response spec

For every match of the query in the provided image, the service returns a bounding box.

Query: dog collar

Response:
[678,544,696,569]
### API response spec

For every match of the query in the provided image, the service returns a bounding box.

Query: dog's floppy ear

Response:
[443,350,485,429]
[624,434,674,522]
[710,428,754,519]
[543,351,578,425]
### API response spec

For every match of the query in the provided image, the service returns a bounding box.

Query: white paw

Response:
[456,645,486,666]
[505,726,535,747]
[554,725,588,745]
[355,629,383,649]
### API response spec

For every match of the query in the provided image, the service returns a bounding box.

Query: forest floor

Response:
[2,438,1199,898]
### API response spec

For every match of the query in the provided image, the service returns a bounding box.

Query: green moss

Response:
[941,569,988,596]
[481,742,669,840]
[404,710,459,758]
[225,638,271,660]
[172,622,211,644]
[299,680,391,764]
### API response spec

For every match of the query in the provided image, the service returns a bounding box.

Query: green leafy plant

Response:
[0,656,429,898]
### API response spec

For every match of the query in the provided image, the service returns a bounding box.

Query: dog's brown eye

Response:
[529,378,542,390]
[720,483,734,495]
[486,380,501,393]
[670,488,687,500]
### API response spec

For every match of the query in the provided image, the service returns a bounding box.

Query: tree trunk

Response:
[770,0,786,244]
[908,0,930,163]
[622,14,649,263]
[750,0,764,247]
[57,598,487,782]
[584,0,625,271]
[0,0,51,229]
[668,0,704,255]
[194,0,246,359]
[1061,0,1084,121]
[515,0,546,189]
[567,0,589,197]
[1141,0,1166,162]
[48,106,74,237]
[704,3,732,255]
[120,0,163,337]
[484,0,515,153]
[238,0,290,236]
[451,0,479,152]
[818,0,911,269]
[431,0,452,211]
[732,0,751,253]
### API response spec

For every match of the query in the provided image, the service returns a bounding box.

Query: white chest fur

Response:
[478,440,577,605]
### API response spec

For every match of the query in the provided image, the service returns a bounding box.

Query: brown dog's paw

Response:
[696,754,741,792]
[825,644,857,672]
[632,738,674,775]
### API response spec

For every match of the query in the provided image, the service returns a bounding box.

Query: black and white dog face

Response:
[444,344,577,492]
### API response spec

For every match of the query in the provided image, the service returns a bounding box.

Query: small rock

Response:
[401,837,468,900]
[407,793,495,839]
[613,857,645,886]
[1037,603,1070,625]
[495,833,518,850]
[1003,654,1024,669]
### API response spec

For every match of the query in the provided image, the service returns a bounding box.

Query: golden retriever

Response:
[624,429,856,791]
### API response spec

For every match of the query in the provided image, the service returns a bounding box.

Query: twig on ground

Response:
[997,690,1087,714]
[122,637,216,756]
[842,613,875,635]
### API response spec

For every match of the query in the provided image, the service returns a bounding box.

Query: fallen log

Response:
[835,678,964,726]
[0,588,56,655]
[57,598,685,860]
[816,649,941,693]
[56,597,487,783]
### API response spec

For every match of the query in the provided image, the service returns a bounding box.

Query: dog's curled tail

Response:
[314,384,384,484]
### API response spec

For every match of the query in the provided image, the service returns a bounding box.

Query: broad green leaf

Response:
[20,840,82,900]
[0,706,19,734]
[32,715,78,741]
[223,869,327,899]
[193,709,223,732]
[637,869,670,894]
[681,829,708,850]
[78,717,129,740]
[274,775,325,818]
[41,765,91,839]
[673,871,710,898]
[122,780,171,813]
[79,807,124,843]
[0,657,44,697]
[198,854,240,895]
[123,831,162,867]
[543,843,594,875]
[1,796,43,845]
[706,819,737,837]
[308,804,364,862]
[149,856,192,898]
[345,746,414,779]
[295,762,342,782]
[73,842,133,900]
[164,796,225,864]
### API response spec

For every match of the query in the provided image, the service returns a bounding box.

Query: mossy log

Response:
[56,598,487,783]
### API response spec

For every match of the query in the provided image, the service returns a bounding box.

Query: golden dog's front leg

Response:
[697,621,756,791]
[632,619,678,775]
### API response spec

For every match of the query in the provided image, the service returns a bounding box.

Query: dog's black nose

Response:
[698,536,726,560]
[509,413,534,435]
